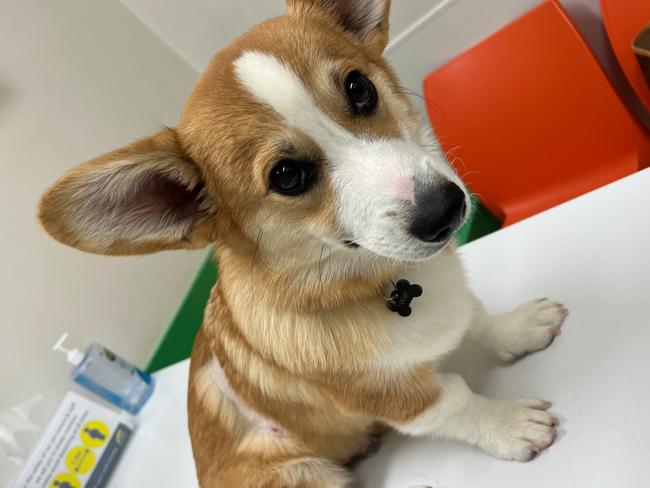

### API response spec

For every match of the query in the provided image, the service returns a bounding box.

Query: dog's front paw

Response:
[473,397,559,461]
[491,299,568,361]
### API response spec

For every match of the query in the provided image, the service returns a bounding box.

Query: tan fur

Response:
[38,1,451,486]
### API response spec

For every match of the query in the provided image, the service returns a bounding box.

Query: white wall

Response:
[121,0,637,119]
[119,0,284,73]
[119,0,440,73]
[118,0,548,115]
[0,2,203,478]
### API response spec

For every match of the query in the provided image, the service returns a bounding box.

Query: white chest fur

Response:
[375,249,474,369]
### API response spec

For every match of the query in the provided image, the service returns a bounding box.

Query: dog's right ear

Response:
[38,128,218,256]
[287,0,391,54]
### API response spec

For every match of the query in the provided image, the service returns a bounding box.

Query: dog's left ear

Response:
[287,0,391,53]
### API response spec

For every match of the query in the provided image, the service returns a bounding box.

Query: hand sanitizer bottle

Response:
[53,333,155,415]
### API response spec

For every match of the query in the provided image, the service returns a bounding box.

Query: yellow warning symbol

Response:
[80,419,110,448]
[65,445,96,474]
[49,472,81,488]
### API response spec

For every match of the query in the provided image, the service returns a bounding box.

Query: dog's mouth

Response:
[340,233,452,261]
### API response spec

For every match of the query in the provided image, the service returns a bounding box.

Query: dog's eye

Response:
[269,159,317,196]
[345,71,378,115]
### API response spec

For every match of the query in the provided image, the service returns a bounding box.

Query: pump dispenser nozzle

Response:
[53,332,84,366]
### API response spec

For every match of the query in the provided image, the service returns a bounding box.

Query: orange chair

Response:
[601,0,650,113]
[423,0,650,226]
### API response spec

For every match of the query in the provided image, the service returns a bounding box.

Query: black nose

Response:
[410,182,467,243]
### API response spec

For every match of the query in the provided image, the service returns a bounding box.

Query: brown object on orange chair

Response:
[633,24,650,89]
[601,0,650,112]
[423,0,650,226]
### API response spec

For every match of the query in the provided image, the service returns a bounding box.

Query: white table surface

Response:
[112,169,650,488]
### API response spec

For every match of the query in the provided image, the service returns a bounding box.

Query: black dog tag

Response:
[387,279,423,317]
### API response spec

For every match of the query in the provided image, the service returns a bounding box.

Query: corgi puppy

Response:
[38,0,569,486]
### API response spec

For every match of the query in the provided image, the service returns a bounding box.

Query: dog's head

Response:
[39,0,470,276]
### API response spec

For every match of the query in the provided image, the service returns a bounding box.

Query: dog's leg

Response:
[212,458,352,488]
[468,295,568,361]
[392,374,558,461]
[279,458,353,488]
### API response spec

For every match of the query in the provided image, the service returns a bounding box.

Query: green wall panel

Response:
[147,252,218,372]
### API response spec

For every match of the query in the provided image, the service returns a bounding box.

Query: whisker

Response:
[460,170,479,180]
[388,84,444,114]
